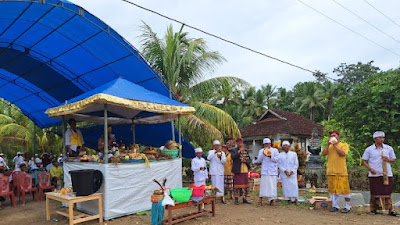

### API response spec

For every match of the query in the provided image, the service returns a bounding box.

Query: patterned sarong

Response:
[328,175,350,195]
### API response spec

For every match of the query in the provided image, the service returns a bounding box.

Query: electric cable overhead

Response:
[330,0,400,45]
[297,0,400,57]
[362,0,400,31]
[121,0,316,75]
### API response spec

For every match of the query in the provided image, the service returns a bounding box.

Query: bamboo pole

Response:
[381,151,389,185]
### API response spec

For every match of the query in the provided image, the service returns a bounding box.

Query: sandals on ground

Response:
[389,211,400,217]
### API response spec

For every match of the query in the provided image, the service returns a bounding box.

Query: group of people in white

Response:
[191,138,299,206]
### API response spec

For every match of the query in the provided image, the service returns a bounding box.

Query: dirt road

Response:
[1,195,399,225]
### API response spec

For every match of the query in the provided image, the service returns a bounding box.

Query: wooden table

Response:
[45,192,103,225]
[163,196,215,225]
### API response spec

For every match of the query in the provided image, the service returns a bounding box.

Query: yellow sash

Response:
[70,132,82,146]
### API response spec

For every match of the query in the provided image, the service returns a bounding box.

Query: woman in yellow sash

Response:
[65,118,85,157]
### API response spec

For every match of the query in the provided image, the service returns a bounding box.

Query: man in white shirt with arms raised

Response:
[208,140,226,203]
[253,138,279,206]
[362,131,399,216]
[278,141,299,205]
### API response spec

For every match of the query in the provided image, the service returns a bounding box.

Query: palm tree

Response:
[321,81,341,121]
[260,84,277,108]
[242,87,268,120]
[294,82,325,121]
[139,23,243,144]
[0,99,63,158]
[0,99,35,155]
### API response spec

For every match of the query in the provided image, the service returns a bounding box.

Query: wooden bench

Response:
[163,196,215,225]
[45,192,103,225]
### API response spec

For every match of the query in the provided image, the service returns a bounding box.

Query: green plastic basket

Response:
[162,149,179,158]
[170,188,192,203]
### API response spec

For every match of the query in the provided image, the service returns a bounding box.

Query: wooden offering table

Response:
[163,196,215,225]
[45,192,103,225]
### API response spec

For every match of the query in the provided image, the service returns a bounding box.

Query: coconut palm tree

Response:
[242,87,268,120]
[260,84,277,108]
[139,22,244,144]
[294,82,325,121]
[0,99,63,157]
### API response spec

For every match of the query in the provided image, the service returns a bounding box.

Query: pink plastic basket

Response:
[189,184,206,197]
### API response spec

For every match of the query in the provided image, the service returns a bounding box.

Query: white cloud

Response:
[71,0,400,88]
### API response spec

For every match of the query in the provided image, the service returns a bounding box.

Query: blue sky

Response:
[71,0,400,88]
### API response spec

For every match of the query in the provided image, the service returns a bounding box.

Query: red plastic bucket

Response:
[189,184,206,197]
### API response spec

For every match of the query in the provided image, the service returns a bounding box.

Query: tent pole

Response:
[169,89,175,141]
[62,116,66,162]
[104,104,108,164]
[178,114,182,158]
[132,119,135,145]
[33,125,36,156]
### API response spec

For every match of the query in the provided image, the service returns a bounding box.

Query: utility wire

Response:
[297,0,400,57]
[362,0,400,31]
[331,0,400,45]
[121,0,316,74]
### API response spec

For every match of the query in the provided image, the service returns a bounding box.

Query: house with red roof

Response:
[240,109,324,159]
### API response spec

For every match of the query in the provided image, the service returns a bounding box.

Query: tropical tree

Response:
[139,22,244,144]
[242,87,268,120]
[0,99,35,156]
[259,84,277,108]
[333,61,380,93]
[294,82,325,121]
[0,99,63,160]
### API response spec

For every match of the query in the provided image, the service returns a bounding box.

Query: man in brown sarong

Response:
[230,138,252,205]
[362,131,399,216]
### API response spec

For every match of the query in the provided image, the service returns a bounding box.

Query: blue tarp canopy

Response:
[0,0,196,157]
[45,78,195,124]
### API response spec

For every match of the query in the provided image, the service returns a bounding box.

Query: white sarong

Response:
[211,175,224,196]
[281,175,298,200]
[259,175,277,200]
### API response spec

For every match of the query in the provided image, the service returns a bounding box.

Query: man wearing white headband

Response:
[13,151,25,169]
[192,148,208,187]
[278,141,299,205]
[253,138,279,206]
[362,131,398,216]
[208,140,227,203]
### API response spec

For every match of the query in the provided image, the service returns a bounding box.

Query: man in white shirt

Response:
[65,118,85,157]
[362,131,398,216]
[253,138,279,206]
[278,141,299,205]
[13,152,25,169]
[191,148,208,186]
[207,140,226,203]
[0,153,9,172]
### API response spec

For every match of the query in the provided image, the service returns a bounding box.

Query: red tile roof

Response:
[240,109,324,137]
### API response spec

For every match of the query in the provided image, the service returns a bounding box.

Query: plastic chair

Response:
[0,176,16,207]
[11,171,23,196]
[18,173,39,205]
[37,172,55,201]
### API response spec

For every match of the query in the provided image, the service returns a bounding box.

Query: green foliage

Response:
[333,61,380,92]
[294,82,325,121]
[334,69,400,159]
[140,23,242,146]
